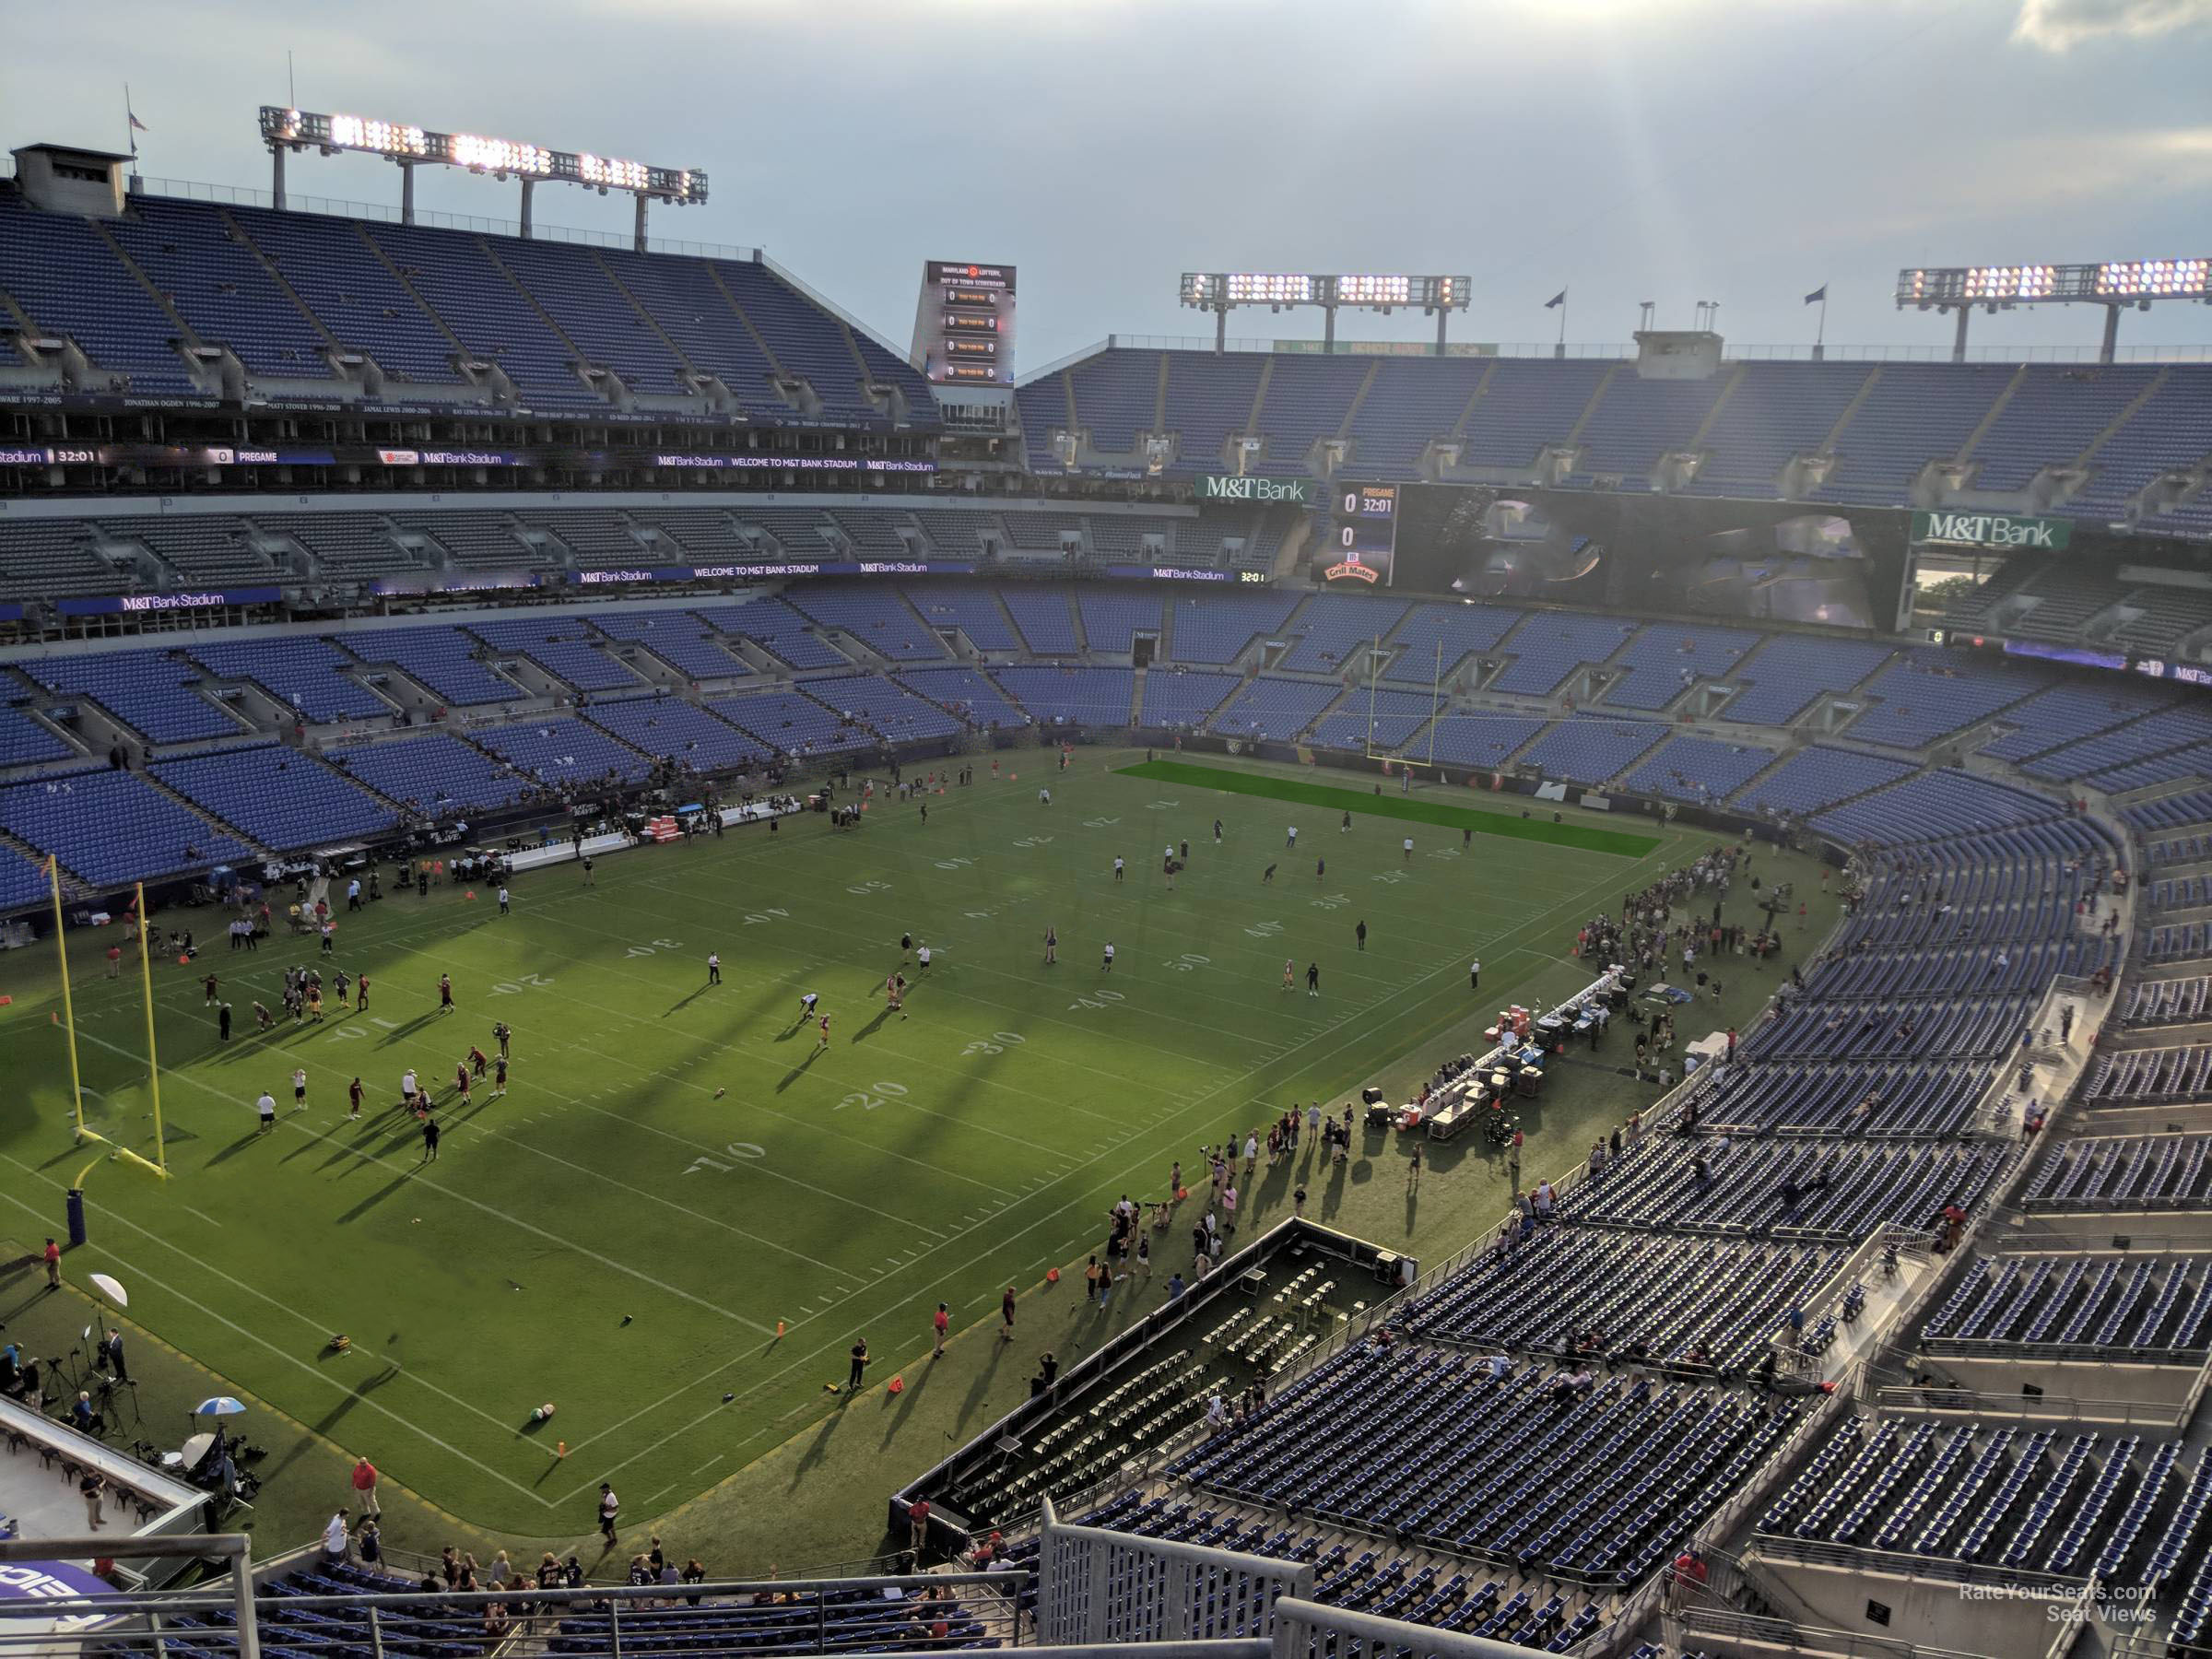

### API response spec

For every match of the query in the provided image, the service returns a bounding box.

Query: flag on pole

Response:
[1545,289,1568,310]
[1804,285,1827,305]
[128,112,148,134]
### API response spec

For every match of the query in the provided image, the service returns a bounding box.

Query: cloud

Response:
[2014,0,2212,51]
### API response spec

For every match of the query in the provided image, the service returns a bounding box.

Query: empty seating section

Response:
[713,261,877,423]
[1348,358,1488,479]
[2087,1047,2212,1103]
[0,770,252,886]
[468,617,642,693]
[346,627,518,707]
[597,253,780,418]
[102,198,331,382]
[2002,562,2136,644]
[1517,717,1667,782]
[588,610,749,682]
[1491,613,1636,696]
[1309,688,1436,753]
[1922,1251,2212,1358]
[903,586,1019,653]
[0,708,73,768]
[188,637,389,722]
[1721,636,1894,726]
[1692,363,1872,494]
[2088,742,2212,794]
[103,518,272,584]
[1402,1231,1844,1372]
[1848,650,2041,748]
[2066,370,2212,520]
[1209,678,1340,742]
[473,716,654,786]
[1986,682,2177,764]
[1000,591,1080,656]
[1168,592,1302,664]
[153,745,396,848]
[2124,975,2212,1026]
[709,688,877,757]
[693,600,848,670]
[1560,1138,2014,1240]
[912,510,999,558]
[1621,736,1778,804]
[1972,366,2162,490]
[525,509,644,568]
[1382,604,1524,686]
[1570,372,1729,479]
[28,649,247,744]
[1160,353,1265,473]
[1603,625,1759,710]
[0,842,51,912]
[1815,769,2065,844]
[253,513,414,576]
[1163,1337,1804,1581]
[1279,594,1408,673]
[802,676,963,744]
[786,588,947,661]
[1815,365,2014,505]
[2144,921,2212,962]
[0,193,197,394]
[1758,1418,2206,1584]
[2028,1135,2212,1210]
[1703,1061,1994,1138]
[988,667,1133,726]
[1076,593,1163,655]
[1061,350,1159,450]
[1738,747,1913,817]
[362,222,594,406]
[1421,714,1547,771]
[324,732,532,817]
[897,668,1030,731]
[1139,669,1241,729]
[585,698,771,771]
[2021,703,2212,783]
[397,512,547,571]
[1249,357,1371,473]
[229,206,459,386]
[1461,359,1611,468]
[636,510,750,561]
[491,239,682,394]
[2124,790,2212,834]
[734,508,835,557]
[826,509,911,557]
[0,521,123,599]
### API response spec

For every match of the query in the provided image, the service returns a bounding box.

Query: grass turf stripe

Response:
[1115,759,1661,857]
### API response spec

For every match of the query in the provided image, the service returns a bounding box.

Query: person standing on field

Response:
[932,1301,950,1359]
[351,1455,381,1516]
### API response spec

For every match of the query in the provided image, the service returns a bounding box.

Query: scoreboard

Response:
[1324,483,1398,586]
[910,261,1018,386]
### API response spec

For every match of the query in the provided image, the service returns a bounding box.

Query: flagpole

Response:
[123,84,135,165]
[1556,296,1567,359]
[1817,292,1828,357]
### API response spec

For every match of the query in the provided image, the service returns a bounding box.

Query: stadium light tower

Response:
[258,108,706,251]
[1897,261,2211,363]
[1179,274,1472,356]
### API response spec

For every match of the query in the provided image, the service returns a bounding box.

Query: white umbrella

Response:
[193,1396,246,1418]
[87,1273,127,1309]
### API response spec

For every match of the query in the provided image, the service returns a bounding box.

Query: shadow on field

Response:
[258,1362,399,1486]
[663,986,715,1018]
[877,1354,935,1449]
[206,1128,267,1169]
[375,1012,441,1047]
[335,1167,418,1225]
[775,1051,823,1092]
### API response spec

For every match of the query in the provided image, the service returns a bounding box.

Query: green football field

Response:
[0,749,1756,1546]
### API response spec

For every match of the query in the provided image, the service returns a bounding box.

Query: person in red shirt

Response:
[42,1238,61,1289]
[355,974,370,1015]
[454,1063,471,1102]
[467,1046,488,1078]
[350,1455,381,1517]
[932,1302,949,1360]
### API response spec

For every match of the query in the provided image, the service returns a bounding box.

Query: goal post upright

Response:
[134,881,169,1176]
[48,856,87,1142]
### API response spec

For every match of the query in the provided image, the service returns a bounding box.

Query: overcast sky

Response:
[7,0,2212,370]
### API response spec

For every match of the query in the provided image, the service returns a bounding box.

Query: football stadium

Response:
[0,10,2209,1657]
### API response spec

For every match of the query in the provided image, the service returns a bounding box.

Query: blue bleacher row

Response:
[1922,1251,2212,1358]
[2087,1046,2212,1102]
[1553,1138,2016,1241]
[1018,347,2212,539]
[2024,1135,2212,1211]
[1758,1417,2212,1594]
[2123,974,2212,1026]
[1158,1340,1803,1587]
[1396,1230,1844,1372]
